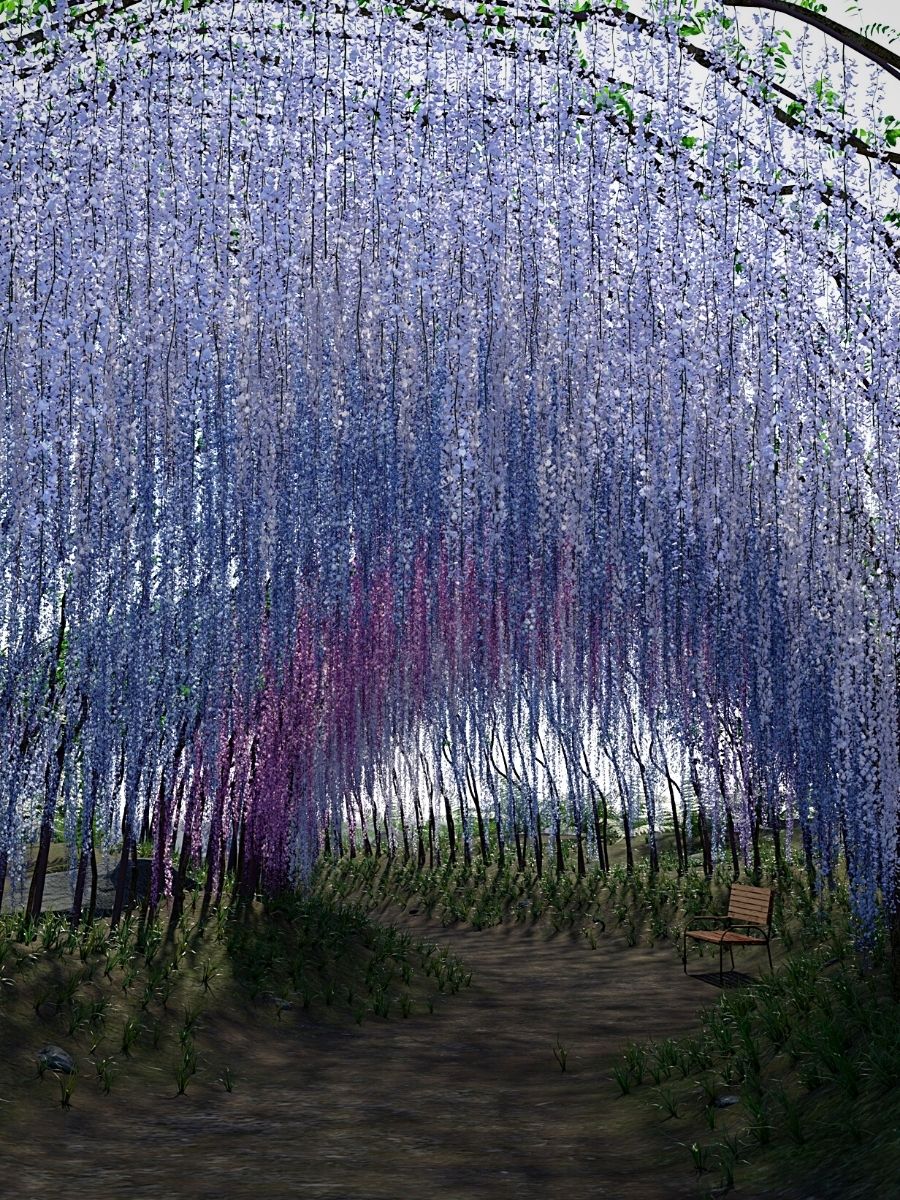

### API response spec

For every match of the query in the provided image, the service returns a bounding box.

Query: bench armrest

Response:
[727,922,770,938]
[686,914,729,924]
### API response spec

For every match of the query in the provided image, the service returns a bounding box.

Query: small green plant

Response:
[689,1140,710,1174]
[200,958,218,992]
[220,1066,234,1092]
[96,1056,116,1094]
[613,1064,632,1095]
[773,1084,805,1145]
[697,1075,718,1106]
[624,1043,647,1083]
[17,915,38,945]
[743,1092,771,1146]
[67,998,91,1037]
[121,1016,142,1056]
[32,989,52,1016]
[59,1068,77,1109]
[653,1086,680,1120]
[552,1036,568,1073]
[174,1043,198,1095]
[182,1002,203,1033]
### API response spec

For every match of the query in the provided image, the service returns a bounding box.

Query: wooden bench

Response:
[683,884,775,984]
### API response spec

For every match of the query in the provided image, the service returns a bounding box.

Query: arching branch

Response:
[726,0,900,85]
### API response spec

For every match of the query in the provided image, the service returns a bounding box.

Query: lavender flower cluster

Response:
[0,0,897,930]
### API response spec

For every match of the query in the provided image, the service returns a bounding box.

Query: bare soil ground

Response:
[0,888,744,1200]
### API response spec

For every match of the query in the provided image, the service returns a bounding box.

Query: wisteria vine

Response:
[0,0,898,940]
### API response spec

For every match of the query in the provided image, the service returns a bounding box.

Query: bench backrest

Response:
[727,884,774,929]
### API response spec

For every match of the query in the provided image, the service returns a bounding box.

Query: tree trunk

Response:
[167,826,193,940]
[726,809,741,882]
[345,791,357,859]
[411,787,426,868]
[751,790,763,882]
[465,761,490,865]
[533,797,543,878]
[26,817,54,923]
[372,797,382,857]
[395,769,411,864]
[662,766,686,874]
[697,806,713,878]
[513,820,525,872]
[690,764,714,878]
[26,727,68,922]
[588,778,609,873]
[356,788,372,857]
[606,751,634,873]
[128,838,140,917]
[443,789,457,865]
[621,804,634,874]
[109,832,132,929]
[384,805,394,862]
[71,772,98,927]
[630,736,659,874]
[86,844,99,925]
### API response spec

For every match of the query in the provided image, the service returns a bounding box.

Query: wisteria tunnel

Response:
[0,0,899,1195]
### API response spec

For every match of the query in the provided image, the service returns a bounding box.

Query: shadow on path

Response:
[1,902,721,1200]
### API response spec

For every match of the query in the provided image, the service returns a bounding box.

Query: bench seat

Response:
[686,930,766,946]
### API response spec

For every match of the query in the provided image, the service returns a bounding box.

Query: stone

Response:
[713,1093,740,1108]
[38,1045,75,1074]
[108,857,153,901]
[260,992,294,1011]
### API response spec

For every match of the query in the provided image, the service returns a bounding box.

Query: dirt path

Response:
[0,902,732,1200]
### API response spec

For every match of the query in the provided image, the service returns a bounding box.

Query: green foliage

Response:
[860,22,900,46]
[0,877,467,1117]
[616,888,900,1197]
[593,83,634,123]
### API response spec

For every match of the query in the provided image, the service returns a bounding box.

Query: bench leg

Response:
[719,940,724,986]
[766,938,774,975]
[683,931,687,974]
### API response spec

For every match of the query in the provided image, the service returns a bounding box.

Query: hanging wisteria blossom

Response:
[0,0,898,950]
